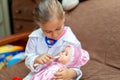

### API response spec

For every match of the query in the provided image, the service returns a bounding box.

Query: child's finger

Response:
[39,58,46,64]
[46,54,54,59]
[44,56,52,62]
[50,77,56,80]
[55,72,62,76]
[54,71,63,79]
[54,75,63,80]
[41,58,48,64]
[58,68,64,72]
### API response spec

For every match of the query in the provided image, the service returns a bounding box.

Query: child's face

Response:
[37,18,65,40]
[57,46,71,64]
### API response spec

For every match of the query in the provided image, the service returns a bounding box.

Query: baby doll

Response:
[30,45,89,80]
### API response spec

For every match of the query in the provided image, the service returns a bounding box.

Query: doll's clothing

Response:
[30,46,89,80]
[66,46,89,68]
[30,62,64,80]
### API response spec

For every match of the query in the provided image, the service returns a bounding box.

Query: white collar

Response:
[29,26,79,44]
[29,28,43,38]
[62,27,79,44]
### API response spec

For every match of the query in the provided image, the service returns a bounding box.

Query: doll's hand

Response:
[54,68,77,80]
[34,53,53,65]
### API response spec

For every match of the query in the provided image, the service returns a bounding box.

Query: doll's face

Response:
[57,46,72,64]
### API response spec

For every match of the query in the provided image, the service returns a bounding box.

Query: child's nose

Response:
[51,33,59,39]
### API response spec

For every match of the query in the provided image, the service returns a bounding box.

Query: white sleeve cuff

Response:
[70,67,82,80]
[25,55,45,72]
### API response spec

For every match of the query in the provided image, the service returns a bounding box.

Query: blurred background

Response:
[0,0,37,37]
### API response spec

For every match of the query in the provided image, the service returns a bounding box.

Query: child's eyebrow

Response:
[43,30,51,32]
[56,26,62,28]
[43,30,52,33]
[43,26,62,32]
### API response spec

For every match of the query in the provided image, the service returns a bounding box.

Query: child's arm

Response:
[25,38,40,72]
[25,38,53,72]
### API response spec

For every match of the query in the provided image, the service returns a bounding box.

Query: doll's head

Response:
[57,46,72,65]
[57,45,89,67]
[33,0,65,40]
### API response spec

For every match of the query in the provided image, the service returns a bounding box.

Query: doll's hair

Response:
[33,0,65,24]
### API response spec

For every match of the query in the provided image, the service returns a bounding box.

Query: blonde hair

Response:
[33,0,65,24]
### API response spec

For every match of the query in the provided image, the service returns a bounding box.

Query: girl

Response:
[24,0,89,80]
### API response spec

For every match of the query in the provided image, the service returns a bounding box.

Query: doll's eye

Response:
[61,51,67,56]
[64,52,68,56]
[65,53,67,56]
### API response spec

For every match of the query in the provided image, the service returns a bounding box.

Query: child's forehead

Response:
[35,16,65,26]
[38,18,64,30]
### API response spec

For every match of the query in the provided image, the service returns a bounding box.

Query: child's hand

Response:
[34,53,53,65]
[54,68,77,80]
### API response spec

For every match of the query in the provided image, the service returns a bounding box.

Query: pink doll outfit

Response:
[30,62,64,80]
[30,45,89,80]
[66,45,89,68]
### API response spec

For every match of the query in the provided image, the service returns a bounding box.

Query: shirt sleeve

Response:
[25,37,44,72]
[70,67,82,80]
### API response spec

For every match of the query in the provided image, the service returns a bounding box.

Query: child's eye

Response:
[56,27,62,31]
[56,28,60,31]
[45,31,52,33]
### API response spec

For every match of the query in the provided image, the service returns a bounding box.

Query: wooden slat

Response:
[0,32,31,46]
